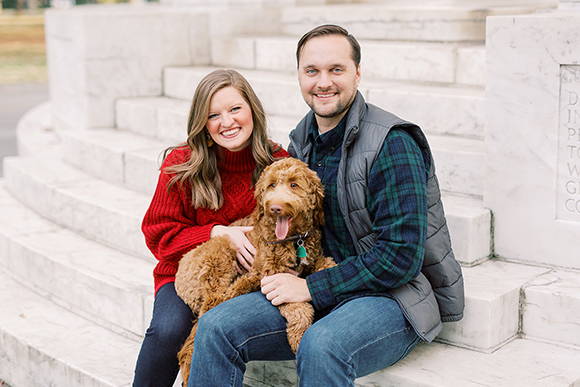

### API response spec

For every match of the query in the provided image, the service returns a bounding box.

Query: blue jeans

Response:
[188,292,420,386]
[133,282,194,387]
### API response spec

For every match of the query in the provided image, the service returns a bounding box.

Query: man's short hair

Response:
[296,24,361,68]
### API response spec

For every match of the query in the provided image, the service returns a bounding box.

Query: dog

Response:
[174,157,336,385]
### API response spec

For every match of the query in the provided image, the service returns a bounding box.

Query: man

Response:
[188,25,464,386]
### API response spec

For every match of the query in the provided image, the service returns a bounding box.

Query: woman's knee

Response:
[146,312,192,348]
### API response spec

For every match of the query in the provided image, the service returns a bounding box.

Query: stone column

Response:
[485,8,580,268]
[45,4,211,130]
[559,0,580,8]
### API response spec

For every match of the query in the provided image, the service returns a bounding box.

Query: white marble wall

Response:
[485,10,580,269]
[45,4,211,131]
[560,0,580,9]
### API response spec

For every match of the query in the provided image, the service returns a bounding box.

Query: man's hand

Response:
[261,273,312,306]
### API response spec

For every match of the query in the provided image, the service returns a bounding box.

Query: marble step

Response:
[60,128,170,196]
[245,338,580,387]
[437,260,550,352]
[211,35,485,86]
[14,101,58,158]
[2,156,152,260]
[522,269,580,348]
[280,3,554,43]
[0,270,140,387]
[115,96,190,143]
[427,134,485,198]
[56,127,490,264]
[0,183,154,336]
[163,66,485,139]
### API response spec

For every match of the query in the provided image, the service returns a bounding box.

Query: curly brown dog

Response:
[174,157,336,385]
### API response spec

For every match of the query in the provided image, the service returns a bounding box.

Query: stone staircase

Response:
[1,1,580,386]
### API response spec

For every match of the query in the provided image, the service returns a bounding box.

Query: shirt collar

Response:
[308,113,349,149]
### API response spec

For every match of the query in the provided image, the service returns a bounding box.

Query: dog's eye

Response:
[269,183,276,188]
[290,183,299,189]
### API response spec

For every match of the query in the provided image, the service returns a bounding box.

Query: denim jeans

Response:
[133,282,194,387]
[188,291,420,387]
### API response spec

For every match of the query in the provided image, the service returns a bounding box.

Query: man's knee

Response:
[297,325,345,361]
[196,306,235,342]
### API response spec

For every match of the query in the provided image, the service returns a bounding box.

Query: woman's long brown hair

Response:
[163,69,276,210]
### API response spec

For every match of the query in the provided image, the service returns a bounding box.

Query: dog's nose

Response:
[270,204,282,215]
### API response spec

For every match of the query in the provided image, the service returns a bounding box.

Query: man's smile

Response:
[314,92,338,99]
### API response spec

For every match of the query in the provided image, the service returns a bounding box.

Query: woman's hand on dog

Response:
[211,225,256,272]
[261,273,312,306]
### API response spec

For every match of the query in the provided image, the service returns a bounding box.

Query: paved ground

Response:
[0,82,48,177]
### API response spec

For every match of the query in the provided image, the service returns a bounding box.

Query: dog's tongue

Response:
[275,216,291,240]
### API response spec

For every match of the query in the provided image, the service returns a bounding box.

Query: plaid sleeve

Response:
[306,129,428,311]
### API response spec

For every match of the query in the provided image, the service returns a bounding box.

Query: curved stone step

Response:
[60,128,170,196]
[246,338,580,387]
[211,35,485,86]
[280,3,555,43]
[115,96,190,143]
[163,66,485,139]
[0,270,140,387]
[0,184,154,336]
[3,156,152,260]
[14,101,59,159]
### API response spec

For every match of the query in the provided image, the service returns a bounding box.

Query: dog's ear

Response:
[253,165,270,222]
[306,168,326,226]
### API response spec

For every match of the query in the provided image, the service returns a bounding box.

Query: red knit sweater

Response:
[142,144,289,294]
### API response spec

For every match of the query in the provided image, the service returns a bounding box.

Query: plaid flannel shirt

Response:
[305,117,429,312]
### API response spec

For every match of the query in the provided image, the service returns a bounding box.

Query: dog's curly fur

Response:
[174,158,336,385]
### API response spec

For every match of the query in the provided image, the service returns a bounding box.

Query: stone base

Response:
[485,10,580,269]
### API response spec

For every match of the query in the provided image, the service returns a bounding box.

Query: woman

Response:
[132,69,289,387]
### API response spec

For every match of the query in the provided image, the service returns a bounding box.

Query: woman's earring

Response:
[206,133,214,147]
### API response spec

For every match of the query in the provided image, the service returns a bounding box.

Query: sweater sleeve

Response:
[141,150,218,274]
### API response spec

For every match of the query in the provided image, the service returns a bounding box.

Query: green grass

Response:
[0,14,46,83]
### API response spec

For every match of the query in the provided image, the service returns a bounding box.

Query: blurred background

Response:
[0,0,162,178]
[0,10,46,177]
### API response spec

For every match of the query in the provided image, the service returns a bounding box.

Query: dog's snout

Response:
[270,204,283,215]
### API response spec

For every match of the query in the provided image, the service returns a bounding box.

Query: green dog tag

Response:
[296,245,308,259]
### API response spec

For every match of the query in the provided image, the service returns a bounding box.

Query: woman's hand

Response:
[211,225,256,272]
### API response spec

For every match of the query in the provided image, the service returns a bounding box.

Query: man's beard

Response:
[309,94,352,119]
[313,101,348,118]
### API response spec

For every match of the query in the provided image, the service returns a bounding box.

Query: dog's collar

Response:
[266,231,311,267]
[266,231,309,245]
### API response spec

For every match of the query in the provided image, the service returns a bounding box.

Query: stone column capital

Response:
[559,0,580,9]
